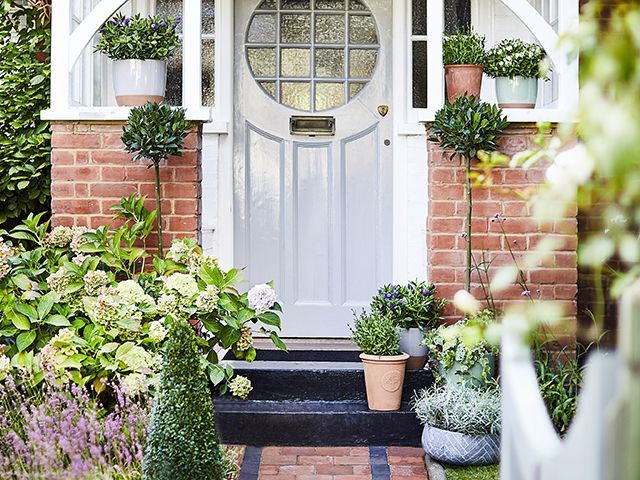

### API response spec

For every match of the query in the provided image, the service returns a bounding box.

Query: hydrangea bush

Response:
[484,38,550,79]
[0,195,285,397]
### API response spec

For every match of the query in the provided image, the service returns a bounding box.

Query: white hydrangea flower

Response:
[148,320,168,343]
[156,293,179,316]
[196,285,220,313]
[119,345,154,373]
[44,226,74,248]
[121,372,148,396]
[228,375,253,399]
[248,283,277,313]
[0,238,14,279]
[0,355,11,381]
[83,270,109,296]
[164,273,199,298]
[167,239,194,264]
[70,226,93,254]
[117,280,148,304]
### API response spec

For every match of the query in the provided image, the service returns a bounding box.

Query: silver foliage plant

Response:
[412,383,502,436]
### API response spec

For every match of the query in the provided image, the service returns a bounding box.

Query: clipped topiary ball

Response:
[143,318,224,480]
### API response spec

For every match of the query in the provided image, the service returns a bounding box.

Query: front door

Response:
[234,0,393,337]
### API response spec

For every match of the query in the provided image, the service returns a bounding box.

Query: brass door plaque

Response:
[378,105,389,117]
[290,116,336,136]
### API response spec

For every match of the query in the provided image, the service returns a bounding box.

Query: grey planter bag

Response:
[421,424,500,466]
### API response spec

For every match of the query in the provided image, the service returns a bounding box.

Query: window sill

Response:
[41,106,214,123]
[398,107,575,135]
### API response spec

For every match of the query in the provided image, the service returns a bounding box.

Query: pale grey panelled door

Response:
[234,0,393,337]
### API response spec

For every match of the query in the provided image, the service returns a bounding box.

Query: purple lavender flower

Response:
[161,20,168,28]
[151,23,157,28]
[123,17,131,26]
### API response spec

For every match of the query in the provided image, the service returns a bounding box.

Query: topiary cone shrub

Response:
[143,317,224,480]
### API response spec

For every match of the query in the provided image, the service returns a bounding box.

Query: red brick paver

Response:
[245,446,428,480]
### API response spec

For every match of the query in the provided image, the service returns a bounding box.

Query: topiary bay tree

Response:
[121,102,191,257]
[429,96,508,292]
[143,317,224,480]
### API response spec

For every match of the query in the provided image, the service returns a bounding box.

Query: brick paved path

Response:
[236,446,428,480]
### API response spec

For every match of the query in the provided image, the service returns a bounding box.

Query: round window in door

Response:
[246,0,379,112]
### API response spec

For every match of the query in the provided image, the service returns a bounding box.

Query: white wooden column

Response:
[558,0,579,112]
[182,0,203,111]
[50,0,72,110]
[426,0,444,110]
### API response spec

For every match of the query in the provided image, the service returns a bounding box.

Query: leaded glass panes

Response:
[412,0,426,35]
[202,38,215,106]
[315,14,345,44]
[281,48,311,77]
[348,15,377,44]
[248,48,277,77]
[245,0,379,112]
[202,0,215,34]
[315,49,344,77]
[281,14,311,43]
[248,14,277,43]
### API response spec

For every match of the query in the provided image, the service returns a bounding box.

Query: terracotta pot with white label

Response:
[360,352,409,411]
[112,59,167,106]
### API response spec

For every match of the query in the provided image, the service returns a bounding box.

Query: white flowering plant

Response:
[484,38,550,79]
[0,195,285,398]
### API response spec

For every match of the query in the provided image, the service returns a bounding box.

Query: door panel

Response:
[234,0,392,337]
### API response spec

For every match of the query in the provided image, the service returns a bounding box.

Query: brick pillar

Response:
[426,125,578,339]
[50,121,202,246]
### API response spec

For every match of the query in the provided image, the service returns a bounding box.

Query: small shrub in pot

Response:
[371,281,447,370]
[413,383,501,465]
[443,30,486,103]
[95,13,181,106]
[351,312,408,411]
[484,38,550,108]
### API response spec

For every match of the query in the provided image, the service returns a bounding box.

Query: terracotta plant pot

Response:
[112,59,167,106]
[360,352,409,411]
[399,327,428,371]
[444,64,484,103]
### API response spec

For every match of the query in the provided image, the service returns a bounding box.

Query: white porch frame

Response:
[42,0,580,285]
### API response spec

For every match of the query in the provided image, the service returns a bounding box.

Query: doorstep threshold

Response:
[225,360,364,371]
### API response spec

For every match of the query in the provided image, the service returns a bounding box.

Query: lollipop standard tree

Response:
[121,102,191,257]
[429,96,508,291]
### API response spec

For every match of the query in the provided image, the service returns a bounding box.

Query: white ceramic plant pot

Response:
[399,327,429,371]
[422,424,500,466]
[495,76,538,108]
[112,59,167,106]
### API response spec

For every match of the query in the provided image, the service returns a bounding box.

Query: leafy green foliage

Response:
[443,30,486,66]
[0,2,51,226]
[143,318,224,480]
[533,335,588,435]
[121,102,191,163]
[95,13,180,61]
[413,383,501,436]
[0,195,285,395]
[370,281,447,330]
[484,38,549,79]
[350,311,400,356]
[429,96,508,160]
[424,310,499,386]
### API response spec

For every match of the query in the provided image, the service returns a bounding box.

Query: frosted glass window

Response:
[245,0,379,112]
[157,0,216,107]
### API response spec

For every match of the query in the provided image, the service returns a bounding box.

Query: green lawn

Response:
[444,464,499,480]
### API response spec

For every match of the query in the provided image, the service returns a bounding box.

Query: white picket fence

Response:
[500,280,640,480]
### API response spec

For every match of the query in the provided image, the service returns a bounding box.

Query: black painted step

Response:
[226,360,434,402]
[214,400,423,447]
[237,348,362,363]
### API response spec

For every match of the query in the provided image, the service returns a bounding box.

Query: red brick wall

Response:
[50,121,202,247]
[426,125,578,336]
